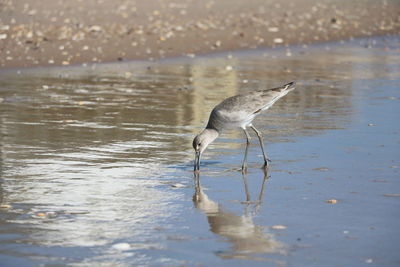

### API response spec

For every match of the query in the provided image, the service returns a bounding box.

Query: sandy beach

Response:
[0,0,399,68]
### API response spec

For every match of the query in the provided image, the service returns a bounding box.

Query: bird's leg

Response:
[242,128,251,172]
[250,125,271,167]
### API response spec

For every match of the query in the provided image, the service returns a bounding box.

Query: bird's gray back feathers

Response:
[206,82,295,131]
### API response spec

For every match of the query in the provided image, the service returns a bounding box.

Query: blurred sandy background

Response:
[0,0,399,68]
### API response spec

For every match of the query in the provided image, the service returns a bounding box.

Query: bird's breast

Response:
[208,109,256,131]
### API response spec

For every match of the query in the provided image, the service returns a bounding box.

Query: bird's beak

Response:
[194,151,201,172]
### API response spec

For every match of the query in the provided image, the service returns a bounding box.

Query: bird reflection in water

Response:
[193,170,286,261]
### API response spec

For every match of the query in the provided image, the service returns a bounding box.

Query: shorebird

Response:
[193,81,295,171]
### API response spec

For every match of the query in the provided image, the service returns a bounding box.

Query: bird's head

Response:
[192,128,219,154]
[193,128,219,171]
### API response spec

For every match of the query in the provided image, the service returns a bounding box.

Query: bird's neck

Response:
[204,127,219,137]
[203,128,219,146]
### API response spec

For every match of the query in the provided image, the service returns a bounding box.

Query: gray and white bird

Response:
[193,81,295,171]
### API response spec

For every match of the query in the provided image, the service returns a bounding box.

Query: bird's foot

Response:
[240,165,248,174]
[262,159,271,169]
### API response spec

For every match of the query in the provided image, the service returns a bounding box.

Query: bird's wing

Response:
[216,82,295,116]
[245,82,296,114]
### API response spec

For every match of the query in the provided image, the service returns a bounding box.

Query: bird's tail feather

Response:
[283,81,296,91]
[258,82,296,111]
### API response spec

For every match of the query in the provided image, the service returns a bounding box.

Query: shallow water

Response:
[0,36,399,266]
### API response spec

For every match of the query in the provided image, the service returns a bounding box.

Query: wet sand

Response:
[0,35,399,266]
[0,0,399,68]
